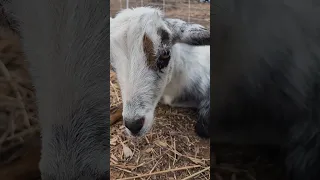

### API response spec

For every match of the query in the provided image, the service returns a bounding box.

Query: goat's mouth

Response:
[125,128,151,137]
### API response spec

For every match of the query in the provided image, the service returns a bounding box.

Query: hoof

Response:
[195,120,209,138]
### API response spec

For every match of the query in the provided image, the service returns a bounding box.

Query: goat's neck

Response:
[170,43,209,83]
[163,43,210,101]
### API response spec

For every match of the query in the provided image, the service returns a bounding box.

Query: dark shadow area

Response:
[213,144,286,180]
[212,0,320,179]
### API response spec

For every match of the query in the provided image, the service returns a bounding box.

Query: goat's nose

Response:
[124,117,145,134]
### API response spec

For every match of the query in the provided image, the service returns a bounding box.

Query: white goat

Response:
[111,7,210,138]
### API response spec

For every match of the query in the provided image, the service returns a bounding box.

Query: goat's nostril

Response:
[125,117,145,134]
[137,117,145,125]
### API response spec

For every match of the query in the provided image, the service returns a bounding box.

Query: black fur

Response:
[212,0,320,179]
[4,0,110,179]
[196,89,210,138]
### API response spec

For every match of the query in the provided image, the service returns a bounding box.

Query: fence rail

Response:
[110,0,210,28]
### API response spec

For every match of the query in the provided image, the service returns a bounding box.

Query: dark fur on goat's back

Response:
[4,0,110,179]
[212,0,320,180]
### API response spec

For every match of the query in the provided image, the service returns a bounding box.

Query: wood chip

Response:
[155,140,168,147]
[121,143,133,159]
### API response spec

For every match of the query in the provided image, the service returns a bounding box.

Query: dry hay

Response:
[0,25,39,165]
[110,70,210,180]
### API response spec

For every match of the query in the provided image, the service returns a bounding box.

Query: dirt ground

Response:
[110,1,210,180]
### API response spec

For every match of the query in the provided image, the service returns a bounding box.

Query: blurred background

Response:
[0,2,41,180]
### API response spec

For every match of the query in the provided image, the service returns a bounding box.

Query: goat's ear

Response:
[165,18,210,46]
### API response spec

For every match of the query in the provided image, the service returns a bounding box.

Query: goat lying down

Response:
[4,0,110,179]
[110,7,210,138]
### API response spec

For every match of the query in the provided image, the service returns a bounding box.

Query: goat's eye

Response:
[160,50,171,59]
[157,50,171,72]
